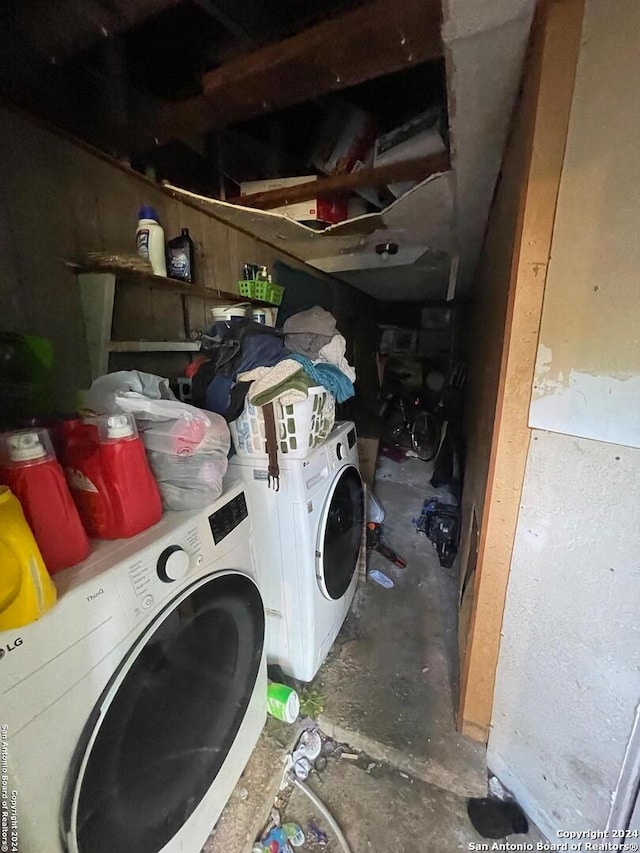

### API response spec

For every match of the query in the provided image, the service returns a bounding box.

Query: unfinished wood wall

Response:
[456,0,584,741]
[0,107,374,408]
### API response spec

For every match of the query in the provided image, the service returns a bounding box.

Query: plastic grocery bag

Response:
[84,370,175,410]
[365,485,386,523]
[85,372,230,510]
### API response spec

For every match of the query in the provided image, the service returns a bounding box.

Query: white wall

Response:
[442,0,535,290]
[489,431,640,836]
[529,0,640,447]
[489,0,640,836]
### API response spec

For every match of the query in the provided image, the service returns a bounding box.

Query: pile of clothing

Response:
[192,306,356,419]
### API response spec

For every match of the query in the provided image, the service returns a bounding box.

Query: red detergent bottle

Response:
[0,429,90,573]
[64,414,162,539]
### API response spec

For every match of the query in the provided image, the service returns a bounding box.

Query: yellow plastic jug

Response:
[0,485,57,630]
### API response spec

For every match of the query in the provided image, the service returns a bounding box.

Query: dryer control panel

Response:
[208,491,248,544]
[326,422,358,469]
[115,486,251,627]
[118,523,204,623]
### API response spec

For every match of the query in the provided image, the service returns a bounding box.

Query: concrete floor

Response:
[282,756,487,852]
[208,454,542,852]
[316,454,486,799]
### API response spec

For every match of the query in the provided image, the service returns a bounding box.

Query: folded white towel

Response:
[318,334,356,382]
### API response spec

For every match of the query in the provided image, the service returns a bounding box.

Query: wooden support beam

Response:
[229,151,450,210]
[157,0,442,137]
[456,0,585,741]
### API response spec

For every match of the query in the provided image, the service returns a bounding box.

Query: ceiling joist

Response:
[229,151,451,210]
[156,0,443,139]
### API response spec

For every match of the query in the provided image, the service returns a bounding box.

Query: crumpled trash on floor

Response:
[256,819,305,852]
[292,729,323,779]
[306,820,329,846]
[254,826,290,853]
[283,824,305,847]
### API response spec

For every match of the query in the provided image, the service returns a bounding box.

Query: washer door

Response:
[64,572,264,853]
[316,465,364,601]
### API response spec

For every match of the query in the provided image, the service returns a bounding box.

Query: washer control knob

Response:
[336,442,344,461]
[157,546,190,583]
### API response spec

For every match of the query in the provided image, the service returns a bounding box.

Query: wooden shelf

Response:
[78,270,207,380]
[108,341,201,353]
[68,261,275,307]
[76,264,280,381]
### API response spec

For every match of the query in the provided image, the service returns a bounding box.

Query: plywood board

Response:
[165,171,454,278]
[357,438,380,488]
[457,0,585,741]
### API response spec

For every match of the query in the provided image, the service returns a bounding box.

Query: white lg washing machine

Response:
[227,421,364,682]
[0,481,266,853]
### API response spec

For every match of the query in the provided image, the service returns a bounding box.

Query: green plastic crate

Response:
[235,279,284,305]
[266,283,284,305]
[252,280,269,301]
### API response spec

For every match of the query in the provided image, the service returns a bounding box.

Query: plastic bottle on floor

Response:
[64,414,162,539]
[0,486,57,630]
[0,429,90,572]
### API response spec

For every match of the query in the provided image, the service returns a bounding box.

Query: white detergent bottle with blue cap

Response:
[136,205,167,276]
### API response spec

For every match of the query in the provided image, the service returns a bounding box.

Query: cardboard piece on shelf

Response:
[374,110,446,198]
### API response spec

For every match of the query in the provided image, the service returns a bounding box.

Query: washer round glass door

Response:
[65,572,264,853]
[317,465,364,600]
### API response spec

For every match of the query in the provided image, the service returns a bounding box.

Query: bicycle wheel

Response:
[411,411,441,462]
[381,397,411,449]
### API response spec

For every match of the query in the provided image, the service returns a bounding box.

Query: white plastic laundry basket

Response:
[229,386,335,458]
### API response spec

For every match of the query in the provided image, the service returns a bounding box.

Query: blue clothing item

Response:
[289,353,355,403]
[198,319,289,418]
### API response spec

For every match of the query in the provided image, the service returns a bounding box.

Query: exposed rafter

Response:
[156,0,443,139]
[229,152,451,210]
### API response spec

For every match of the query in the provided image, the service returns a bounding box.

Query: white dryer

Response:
[227,421,364,682]
[0,481,266,853]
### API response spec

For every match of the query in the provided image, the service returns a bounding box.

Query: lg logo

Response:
[0,638,23,660]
